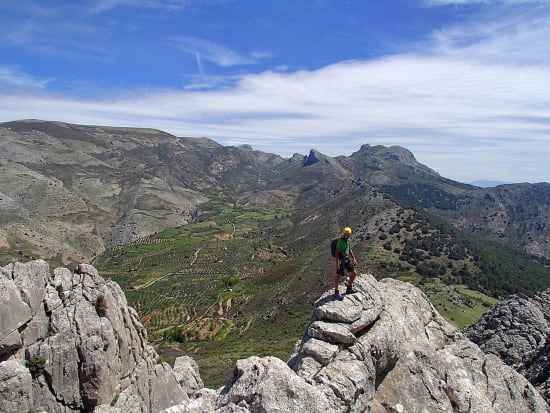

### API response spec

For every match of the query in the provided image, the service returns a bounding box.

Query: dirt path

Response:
[135,271,173,290]
[226,218,236,239]
[190,245,204,266]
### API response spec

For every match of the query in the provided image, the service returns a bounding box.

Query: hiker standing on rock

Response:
[334,226,358,300]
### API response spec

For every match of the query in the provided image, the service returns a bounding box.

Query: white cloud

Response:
[0,66,52,87]
[87,0,137,14]
[168,36,258,67]
[86,0,192,15]
[427,4,550,64]
[2,53,549,183]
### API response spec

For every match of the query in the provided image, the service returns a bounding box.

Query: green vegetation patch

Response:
[0,173,36,190]
[421,282,497,328]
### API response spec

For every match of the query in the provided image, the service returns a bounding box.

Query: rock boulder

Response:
[0,260,188,413]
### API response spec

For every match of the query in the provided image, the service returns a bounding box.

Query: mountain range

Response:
[1,119,548,265]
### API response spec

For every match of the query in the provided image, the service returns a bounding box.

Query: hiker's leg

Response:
[334,273,341,292]
[347,270,357,287]
[344,270,359,294]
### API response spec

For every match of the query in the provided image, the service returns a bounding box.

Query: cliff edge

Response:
[1,261,548,412]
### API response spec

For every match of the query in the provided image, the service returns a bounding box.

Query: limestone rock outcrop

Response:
[167,274,549,412]
[0,260,192,412]
[464,289,550,403]
[1,261,548,413]
[285,275,548,412]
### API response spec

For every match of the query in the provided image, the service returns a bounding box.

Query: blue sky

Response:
[1,0,549,184]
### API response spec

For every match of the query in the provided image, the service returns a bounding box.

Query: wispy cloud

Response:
[168,35,258,67]
[0,3,110,61]
[86,0,192,15]
[181,74,238,90]
[4,19,37,46]
[0,1,64,17]
[194,53,205,74]
[0,65,51,87]
[87,0,137,15]
[426,3,550,64]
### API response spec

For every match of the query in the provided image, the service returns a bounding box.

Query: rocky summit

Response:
[1,260,548,413]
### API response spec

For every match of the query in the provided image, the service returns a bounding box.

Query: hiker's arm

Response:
[335,248,340,268]
[350,249,357,263]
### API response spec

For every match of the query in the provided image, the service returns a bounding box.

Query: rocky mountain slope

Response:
[1,260,548,412]
[0,120,286,264]
[340,144,550,260]
[0,260,196,412]
[2,119,549,267]
[440,183,550,259]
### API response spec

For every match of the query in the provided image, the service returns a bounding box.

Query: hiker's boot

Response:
[346,285,357,294]
[333,290,343,300]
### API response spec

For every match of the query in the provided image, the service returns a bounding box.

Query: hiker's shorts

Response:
[337,256,355,275]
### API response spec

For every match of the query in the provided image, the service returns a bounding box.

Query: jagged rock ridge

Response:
[465,290,550,402]
[1,261,548,412]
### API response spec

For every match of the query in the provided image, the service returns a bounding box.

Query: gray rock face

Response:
[2,261,548,413]
[0,260,188,413]
[218,356,334,412]
[167,274,549,413]
[286,275,548,412]
[173,356,204,396]
[0,360,33,413]
[464,289,550,403]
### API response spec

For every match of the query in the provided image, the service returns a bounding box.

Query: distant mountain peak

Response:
[470,180,511,188]
[302,149,324,167]
[356,144,418,165]
[301,149,350,178]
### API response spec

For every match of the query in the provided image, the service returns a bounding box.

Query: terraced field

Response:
[95,200,296,346]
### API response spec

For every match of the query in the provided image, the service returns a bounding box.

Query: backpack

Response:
[330,237,340,258]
